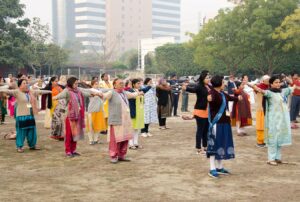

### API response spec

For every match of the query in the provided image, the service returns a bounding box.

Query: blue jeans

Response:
[172,93,179,116]
[290,95,300,121]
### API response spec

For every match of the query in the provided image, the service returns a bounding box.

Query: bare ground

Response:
[0,95,300,202]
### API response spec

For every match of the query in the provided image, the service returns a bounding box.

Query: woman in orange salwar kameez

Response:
[254,75,269,147]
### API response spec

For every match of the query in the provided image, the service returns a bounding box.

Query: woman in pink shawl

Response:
[8,78,16,117]
[53,77,102,158]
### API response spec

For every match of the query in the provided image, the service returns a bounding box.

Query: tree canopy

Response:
[0,0,31,67]
[188,0,300,75]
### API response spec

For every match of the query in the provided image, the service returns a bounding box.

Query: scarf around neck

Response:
[67,87,84,121]
[269,88,282,93]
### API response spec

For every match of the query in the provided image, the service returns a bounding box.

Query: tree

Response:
[154,43,203,76]
[0,0,31,67]
[45,43,68,71]
[128,53,138,70]
[25,17,53,76]
[273,8,300,52]
[190,0,299,75]
[119,49,138,70]
[189,8,249,74]
[112,61,128,70]
[240,0,299,74]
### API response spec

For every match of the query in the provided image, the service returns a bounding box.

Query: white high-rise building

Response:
[74,0,106,52]
[152,0,181,42]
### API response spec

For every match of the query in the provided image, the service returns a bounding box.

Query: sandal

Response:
[135,145,143,149]
[267,161,278,166]
[129,146,137,150]
[17,148,24,153]
[29,146,41,150]
[275,159,288,164]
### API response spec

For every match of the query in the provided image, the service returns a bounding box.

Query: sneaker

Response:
[147,133,153,137]
[208,169,219,178]
[141,133,148,137]
[256,143,266,148]
[216,168,231,175]
[110,158,118,164]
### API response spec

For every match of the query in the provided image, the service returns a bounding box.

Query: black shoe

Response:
[72,152,81,156]
[100,131,108,135]
[118,157,131,162]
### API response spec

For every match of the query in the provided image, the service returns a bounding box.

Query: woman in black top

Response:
[183,71,211,154]
[156,78,172,129]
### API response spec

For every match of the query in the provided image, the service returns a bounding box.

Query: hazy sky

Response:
[20,0,234,42]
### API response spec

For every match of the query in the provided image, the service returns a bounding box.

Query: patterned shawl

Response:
[67,87,85,140]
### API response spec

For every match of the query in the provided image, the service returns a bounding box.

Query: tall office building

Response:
[52,0,75,45]
[52,0,181,56]
[106,0,180,57]
[74,0,106,52]
[152,0,181,41]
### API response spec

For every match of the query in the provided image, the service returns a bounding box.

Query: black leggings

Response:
[158,109,167,127]
[141,124,149,133]
[195,116,208,149]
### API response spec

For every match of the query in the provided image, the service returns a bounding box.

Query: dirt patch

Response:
[0,95,299,202]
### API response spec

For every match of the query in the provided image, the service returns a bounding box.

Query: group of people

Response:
[182,71,300,178]
[0,71,300,179]
[0,73,177,162]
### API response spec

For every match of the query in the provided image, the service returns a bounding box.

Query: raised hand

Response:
[207,95,212,102]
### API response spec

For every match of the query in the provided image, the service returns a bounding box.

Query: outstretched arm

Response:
[0,88,18,96]
[53,88,69,100]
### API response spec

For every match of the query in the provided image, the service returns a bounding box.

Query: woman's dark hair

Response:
[113,78,120,88]
[91,80,98,87]
[211,75,223,88]
[101,73,107,79]
[49,76,57,86]
[67,77,78,88]
[269,75,280,85]
[17,73,24,79]
[18,79,26,87]
[125,79,131,87]
[131,79,140,88]
[242,74,248,80]
[198,70,209,85]
[144,78,152,85]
